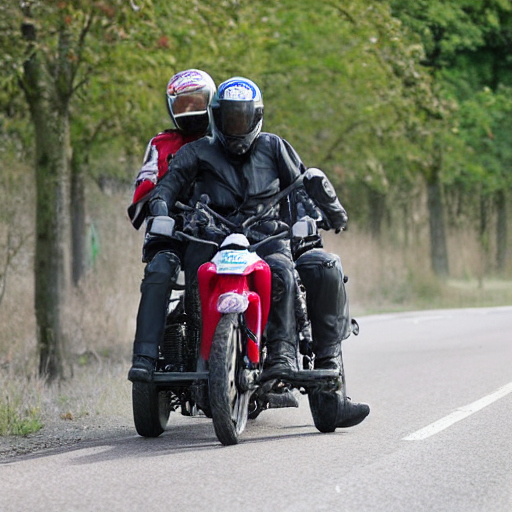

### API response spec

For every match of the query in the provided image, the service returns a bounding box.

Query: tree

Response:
[391,0,512,276]
[0,0,284,379]
[448,86,512,273]
[1,0,151,380]
[247,0,431,242]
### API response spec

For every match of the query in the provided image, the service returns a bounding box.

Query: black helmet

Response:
[210,77,263,155]
[166,69,216,135]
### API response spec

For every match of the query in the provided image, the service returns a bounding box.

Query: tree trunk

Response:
[367,187,386,241]
[34,116,71,380]
[496,189,508,273]
[476,194,491,287]
[22,19,72,381]
[71,153,88,285]
[426,167,449,277]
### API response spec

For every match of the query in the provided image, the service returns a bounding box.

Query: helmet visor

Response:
[171,91,210,118]
[213,100,259,137]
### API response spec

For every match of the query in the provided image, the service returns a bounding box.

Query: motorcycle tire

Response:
[308,390,338,433]
[132,382,171,437]
[308,355,346,433]
[209,313,250,446]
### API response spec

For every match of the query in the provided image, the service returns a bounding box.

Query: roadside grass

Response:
[435,278,512,310]
[323,230,512,315]
[50,361,132,421]
[0,190,138,437]
[0,363,132,438]
[0,375,44,436]
[1,189,511,438]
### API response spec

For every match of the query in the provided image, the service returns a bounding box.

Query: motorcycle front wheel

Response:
[209,313,250,446]
[132,382,171,437]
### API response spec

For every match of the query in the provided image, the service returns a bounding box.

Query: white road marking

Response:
[403,381,512,441]
[407,315,451,324]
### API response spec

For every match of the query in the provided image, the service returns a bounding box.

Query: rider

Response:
[128,69,216,382]
[128,69,216,230]
[148,76,369,429]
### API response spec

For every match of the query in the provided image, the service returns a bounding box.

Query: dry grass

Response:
[1,185,511,435]
[324,227,512,316]
[0,185,140,433]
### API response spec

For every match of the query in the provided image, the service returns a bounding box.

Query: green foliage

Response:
[251,1,431,200]
[391,0,512,200]
[2,0,510,202]
[0,392,43,437]
[0,0,511,278]
[446,86,512,194]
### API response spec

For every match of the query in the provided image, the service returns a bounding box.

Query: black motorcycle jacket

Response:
[151,133,305,241]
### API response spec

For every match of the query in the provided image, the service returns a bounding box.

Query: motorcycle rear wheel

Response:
[308,356,346,433]
[209,314,250,446]
[132,382,171,437]
[308,390,338,433]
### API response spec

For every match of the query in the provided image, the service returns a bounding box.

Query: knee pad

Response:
[267,253,295,302]
[295,249,344,300]
[295,249,344,284]
[143,251,181,288]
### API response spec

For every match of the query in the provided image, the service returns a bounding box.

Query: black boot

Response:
[128,355,155,383]
[334,396,370,428]
[309,390,369,432]
[261,339,298,381]
[311,356,369,430]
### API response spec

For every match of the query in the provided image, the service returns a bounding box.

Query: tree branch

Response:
[324,120,364,162]
[325,2,357,24]
[70,11,95,90]
[0,226,31,307]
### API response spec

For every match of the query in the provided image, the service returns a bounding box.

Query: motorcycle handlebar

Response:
[174,231,220,248]
[170,227,289,253]
[165,177,307,251]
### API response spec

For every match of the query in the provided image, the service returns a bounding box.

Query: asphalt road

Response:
[2,307,511,512]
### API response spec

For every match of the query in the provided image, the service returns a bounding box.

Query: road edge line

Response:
[402,381,512,441]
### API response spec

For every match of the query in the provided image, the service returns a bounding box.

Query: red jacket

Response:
[128,130,199,229]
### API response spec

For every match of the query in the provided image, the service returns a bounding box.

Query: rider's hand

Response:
[149,198,168,217]
[330,211,348,234]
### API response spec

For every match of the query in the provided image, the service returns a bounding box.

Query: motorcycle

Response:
[131,194,343,445]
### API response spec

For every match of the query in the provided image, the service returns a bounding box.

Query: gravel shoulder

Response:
[0,362,136,463]
[0,414,134,463]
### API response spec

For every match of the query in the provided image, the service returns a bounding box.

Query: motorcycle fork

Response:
[239,314,258,367]
[237,313,262,392]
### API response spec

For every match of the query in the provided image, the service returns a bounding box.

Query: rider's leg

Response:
[295,249,369,428]
[294,269,313,369]
[128,249,181,382]
[295,249,350,367]
[259,245,298,379]
[183,242,217,371]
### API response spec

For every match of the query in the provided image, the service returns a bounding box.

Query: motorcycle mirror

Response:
[148,216,176,238]
[292,217,317,238]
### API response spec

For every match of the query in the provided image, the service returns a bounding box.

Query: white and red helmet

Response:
[166,69,216,135]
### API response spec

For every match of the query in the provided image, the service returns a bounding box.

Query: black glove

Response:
[149,198,168,217]
[319,216,346,234]
[303,168,348,232]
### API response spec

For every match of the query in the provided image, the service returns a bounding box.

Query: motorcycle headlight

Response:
[217,292,249,314]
